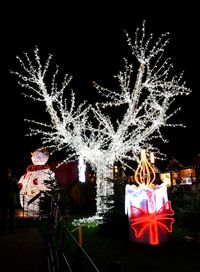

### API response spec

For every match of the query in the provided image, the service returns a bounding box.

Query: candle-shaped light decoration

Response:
[125,149,175,245]
[134,149,156,187]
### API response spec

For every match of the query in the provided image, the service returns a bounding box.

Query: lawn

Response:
[40,181,200,271]
[62,216,200,272]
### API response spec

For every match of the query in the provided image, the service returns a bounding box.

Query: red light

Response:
[130,201,175,245]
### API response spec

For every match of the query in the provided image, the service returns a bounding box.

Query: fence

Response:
[44,196,101,272]
[18,193,41,219]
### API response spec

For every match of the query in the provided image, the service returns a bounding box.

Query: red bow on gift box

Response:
[130,201,175,245]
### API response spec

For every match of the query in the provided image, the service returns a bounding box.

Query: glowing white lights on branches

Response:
[93,21,191,162]
[78,155,86,183]
[12,21,190,224]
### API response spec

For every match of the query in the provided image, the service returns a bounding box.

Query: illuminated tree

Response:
[12,21,191,223]
[11,46,111,221]
[92,21,191,163]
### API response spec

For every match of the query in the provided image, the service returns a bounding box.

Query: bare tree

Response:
[93,21,191,163]
[12,21,191,224]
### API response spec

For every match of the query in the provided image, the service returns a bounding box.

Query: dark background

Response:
[1,1,199,176]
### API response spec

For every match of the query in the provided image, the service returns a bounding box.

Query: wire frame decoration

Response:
[18,147,55,213]
[125,150,175,245]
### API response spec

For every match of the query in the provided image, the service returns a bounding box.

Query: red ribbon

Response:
[26,164,50,172]
[130,201,175,245]
[23,164,50,179]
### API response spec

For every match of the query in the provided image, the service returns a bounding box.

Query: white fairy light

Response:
[78,155,86,183]
[12,21,191,225]
[18,147,55,213]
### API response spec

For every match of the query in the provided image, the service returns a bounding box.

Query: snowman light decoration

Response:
[18,147,55,213]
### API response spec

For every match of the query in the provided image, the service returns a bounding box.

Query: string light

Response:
[125,150,175,245]
[134,149,156,186]
[12,21,190,225]
[18,147,55,213]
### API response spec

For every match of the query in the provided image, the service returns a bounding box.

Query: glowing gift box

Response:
[125,150,175,245]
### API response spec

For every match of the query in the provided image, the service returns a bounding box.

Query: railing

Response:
[19,193,41,219]
[19,192,100,271]
[44,197,101,272]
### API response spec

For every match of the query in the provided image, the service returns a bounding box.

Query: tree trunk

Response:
[95,164,114,217]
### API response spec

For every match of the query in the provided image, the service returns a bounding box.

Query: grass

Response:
[37,195,200,272]
[62,215,200,272]
[14,208,200,271]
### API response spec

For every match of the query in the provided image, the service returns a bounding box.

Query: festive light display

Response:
[125,150,175,245]
[134,149,156,186]
[12,21,190,224]
[78,155,86,183]
[18,147,55,213]
[160,172,171,187]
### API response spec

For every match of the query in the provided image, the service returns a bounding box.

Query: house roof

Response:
[193,154,200,166]
[166,157,184,171]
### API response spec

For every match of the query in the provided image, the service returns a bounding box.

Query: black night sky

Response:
[1,2,200,176]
